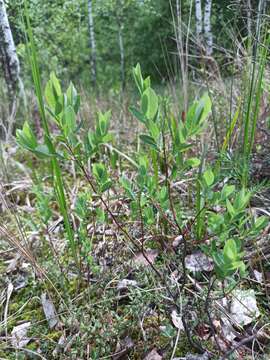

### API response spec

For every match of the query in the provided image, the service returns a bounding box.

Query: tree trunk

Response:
[204,0,213,56]
[0,0,21,140]
[0,0,20,97]
[246,0,252,38]
[176,0,181,30]
[117,21,125,92]
[195,0,203,46]
[88,0,97,87]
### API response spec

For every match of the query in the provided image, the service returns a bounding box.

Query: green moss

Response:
[47,330,62,341]
[26,342,38,351]
[0,261,6,272]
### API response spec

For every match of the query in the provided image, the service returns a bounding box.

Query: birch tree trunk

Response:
[88,0,97,87]
[0,0,21,139]
[195,0,203,46]
[117,21,125,92]
[0,0,20,97]
[246,0,252,38]
[204,0,213,56]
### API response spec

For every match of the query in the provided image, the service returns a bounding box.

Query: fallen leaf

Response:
[189,353,210,360]
[230,289,260,326]
[172,235,183,248]
[218,290,260,343]
[52,333,66,358]
[113,336,134,360]
[220,317,237,342]
[41,293,58,329]
[133,249,159,267]
[173,353,209,360]
[4,283,13,335]
[144,348,162,360]
[254,270,263,283]
[185,251,214,272]
[57,334,66,346]
[14,274,28,291]
[117,279,138,291]
[6,254,21,273]
[11,322,31,348]
[218,298,238,342]
[171,309,184,330]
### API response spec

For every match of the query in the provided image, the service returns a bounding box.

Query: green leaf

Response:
[221,184,235,200]
[198,93,212,124]
[148,119,160,142]
[16,121,37,150]
[143,206,155,225]
[96,208,106,224]
[186,93,211,136]
[50,72,62,97]
[129,107,147,124]
[138,155,149,176]
[45,72,62,113]
[102,133,113,143]
[254,216,268,231]
[101,180,112,192]
[141,87,158,120]
[16,122,52,159]
[92,163,106,182]
[185,157,201,168]
[33,144,52,159]
[139,134,158,150]
[88,131,98,149]
[223,239,238,261]
[120,176,135,200]
[226,198,236,217]
[97,111,111,137]
[133,63,144,94]
[62,105,76,137]
[178,142,193,153]
[203,168,215,187]
[67,82,80,113]
[45,81,55,111]
[233,188,251,211]
[143,76,151,90]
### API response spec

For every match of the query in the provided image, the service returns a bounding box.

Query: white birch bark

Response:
[246,0,252,38]
[176,0,181,31]
[118,21,125,91]
[204,0,213,56]
[195,0,203,44]
[88,0,97,87]
[0,0,20,95]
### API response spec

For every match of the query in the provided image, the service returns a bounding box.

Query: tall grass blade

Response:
[23,0,78,267]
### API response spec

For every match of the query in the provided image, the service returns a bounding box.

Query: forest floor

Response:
[1,82,270,360]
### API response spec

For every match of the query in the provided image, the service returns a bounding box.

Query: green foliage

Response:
[208,238,246,279]
[6,0,175,87]
[32,183,52,225]
[16,121,51,158]
[16,63,269,287]
[86,111,113,156]
[16,70,114,270]
[93,163,112,192]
